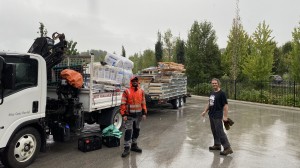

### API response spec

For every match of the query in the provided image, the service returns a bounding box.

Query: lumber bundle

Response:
[138,62,187,99]
[158,62,185,72]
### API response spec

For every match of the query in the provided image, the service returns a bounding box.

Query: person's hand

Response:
[201,111,206,117]
[123,116,127,121]
[142,115,146,120]
[223,116,228,121]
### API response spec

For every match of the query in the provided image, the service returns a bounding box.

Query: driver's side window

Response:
[15,61,38,90]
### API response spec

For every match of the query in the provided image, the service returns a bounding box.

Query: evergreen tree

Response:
[174,38,185,64]
[186,21,221,85]
[186,21,203,86]
[37,22,48,37]
[280,41,293,76]
[272,43,281,74]
[155,31,163,65]
[121,45,126,57]
[199,21,222,80]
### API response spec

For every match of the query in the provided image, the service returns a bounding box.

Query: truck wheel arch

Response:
[2,119,46,154]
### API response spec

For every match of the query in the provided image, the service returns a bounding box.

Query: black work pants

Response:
[209,117,231,149]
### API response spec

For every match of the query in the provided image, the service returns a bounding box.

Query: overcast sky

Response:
[0,0,299,56]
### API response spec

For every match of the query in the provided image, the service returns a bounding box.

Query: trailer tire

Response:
[183,97,186,103]
[179,98,183,107]
[171,99,179,109]
[100,107,123,130]
[2,127,41,168]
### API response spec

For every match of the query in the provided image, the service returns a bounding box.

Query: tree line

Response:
[125,9,300,84]
[38,9,300,84]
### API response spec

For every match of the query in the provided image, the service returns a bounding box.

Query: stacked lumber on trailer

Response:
[138,62,187,99]
[158,62,186,72]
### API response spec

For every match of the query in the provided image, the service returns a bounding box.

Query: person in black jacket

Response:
[201,78,233,156]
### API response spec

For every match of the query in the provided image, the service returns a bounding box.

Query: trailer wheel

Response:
[100,107,123,130]
[171,99,179,109]
[2,127,41,168]
[179,98,183,107]
[183,97,186,103]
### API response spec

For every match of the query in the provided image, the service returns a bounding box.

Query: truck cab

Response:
[0,52,47,168]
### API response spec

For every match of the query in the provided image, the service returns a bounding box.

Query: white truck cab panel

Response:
[0,53,47,148]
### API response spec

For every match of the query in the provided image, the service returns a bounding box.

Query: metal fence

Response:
[188,79,300,107]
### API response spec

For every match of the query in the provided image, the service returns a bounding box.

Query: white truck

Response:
[0,34,125,168]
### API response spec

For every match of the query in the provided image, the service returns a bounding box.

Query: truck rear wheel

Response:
[2,127,41,168]
[100,107,123,130]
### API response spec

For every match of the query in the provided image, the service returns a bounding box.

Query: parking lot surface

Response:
[1,96,300,168]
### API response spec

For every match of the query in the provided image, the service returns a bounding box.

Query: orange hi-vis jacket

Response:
[120,79,147,117]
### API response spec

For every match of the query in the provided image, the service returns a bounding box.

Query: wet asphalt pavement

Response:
[1,95,300,168]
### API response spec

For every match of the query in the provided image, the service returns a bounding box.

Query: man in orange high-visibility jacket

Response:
[120,76,147,158]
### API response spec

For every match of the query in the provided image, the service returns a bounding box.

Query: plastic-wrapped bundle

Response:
[93,63,101,81]
[109,67,118,81]
[104,65,111,80]
[123,59,134,70]
[104,53,124,68]
[104,52,134,71]
[97,65,106,79]
[123,70,133,88]
[115,68,124,85]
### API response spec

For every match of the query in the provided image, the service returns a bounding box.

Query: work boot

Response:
[131,143,142,153]
[220,147,233,156]
[209,145,221,150]
[121,147,130,157]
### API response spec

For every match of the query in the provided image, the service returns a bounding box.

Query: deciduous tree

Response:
[163,29,173,61]
[222,0,249,81]
[66,40,79,55]
[290,22,300,82]
[242,21,275,81]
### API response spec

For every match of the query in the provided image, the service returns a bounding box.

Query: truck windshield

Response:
[1,55,38,96]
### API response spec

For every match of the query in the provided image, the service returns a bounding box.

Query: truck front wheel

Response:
[1,127,41,168]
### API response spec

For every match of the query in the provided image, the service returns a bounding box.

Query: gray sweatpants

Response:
[124,116,142,148]
[209,117,231,149]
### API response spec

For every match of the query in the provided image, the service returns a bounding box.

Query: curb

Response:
[191,95,300,112]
